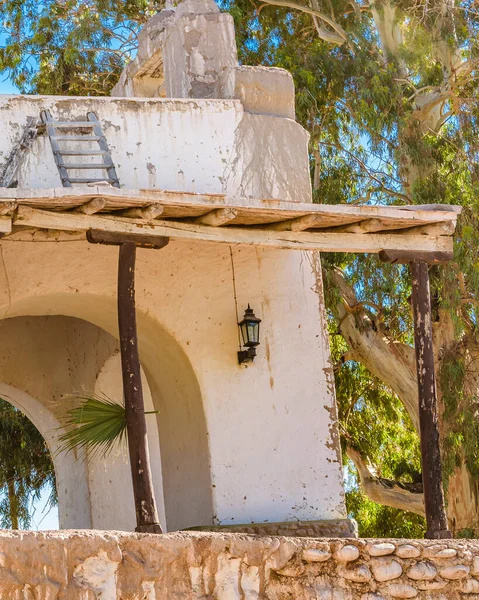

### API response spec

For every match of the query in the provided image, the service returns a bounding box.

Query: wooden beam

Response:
[0,216,12,235]
[14,206,454,255]
[87,229,169,250]
[328,218,389,234]
[390,221,456,237]
[410,261,451,539]
[379,249,453,264]
[267,214,324,232]
[73,197,107,215]
[195,208,237,226]
[117,204,164,220]
[0,201,17,216]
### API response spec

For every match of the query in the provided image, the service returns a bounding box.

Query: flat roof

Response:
[0,187,460,255]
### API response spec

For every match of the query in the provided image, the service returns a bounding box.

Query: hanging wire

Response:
[229,246,243,350]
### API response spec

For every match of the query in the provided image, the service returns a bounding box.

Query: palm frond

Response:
[57,395,127,459]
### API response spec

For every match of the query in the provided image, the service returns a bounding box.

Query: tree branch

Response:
[346,446,425,516]
[331,268,420,430]
[259,0,348,45]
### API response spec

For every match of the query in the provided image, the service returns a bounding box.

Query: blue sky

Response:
[0,78,19,94]
[31,492,59,530]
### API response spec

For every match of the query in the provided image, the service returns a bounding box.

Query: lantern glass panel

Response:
[240,321,249,346]
[247,321,259,345]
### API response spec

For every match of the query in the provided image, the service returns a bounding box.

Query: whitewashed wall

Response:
[0,95,311,203]
[0,239,346,530]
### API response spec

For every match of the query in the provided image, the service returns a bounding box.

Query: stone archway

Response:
[0,382,90,529]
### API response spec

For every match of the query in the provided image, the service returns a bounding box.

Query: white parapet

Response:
[0,95,311,202]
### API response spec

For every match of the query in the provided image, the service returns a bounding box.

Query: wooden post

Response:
[87,230,169,533]
[410,261,451,539]
[379,250,452,539]
[118,242,162,533]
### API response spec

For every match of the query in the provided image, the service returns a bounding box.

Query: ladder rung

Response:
[60,150,108,156]
[68,178,117,184]
[64,163,108,169]
[52,122,96,128]
[55,136,102,141]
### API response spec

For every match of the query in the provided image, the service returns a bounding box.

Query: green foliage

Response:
[440,350,479,489]
[58,395,158,459]
[0,398,56,529]
[346,488,426,539]
[58,395,128,458]
[330,322,426,536]
[0,0,164,94]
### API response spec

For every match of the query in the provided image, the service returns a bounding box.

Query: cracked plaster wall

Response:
[0,95,311,203]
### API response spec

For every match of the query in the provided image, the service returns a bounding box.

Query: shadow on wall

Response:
[0,311,212,532]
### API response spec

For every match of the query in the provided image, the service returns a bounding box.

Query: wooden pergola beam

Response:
[13,206,454,255]
[195,207,237,226]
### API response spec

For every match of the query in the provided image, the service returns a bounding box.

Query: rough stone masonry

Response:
[2,530,479,599]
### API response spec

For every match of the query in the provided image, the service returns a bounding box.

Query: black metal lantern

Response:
[238,305,261,364]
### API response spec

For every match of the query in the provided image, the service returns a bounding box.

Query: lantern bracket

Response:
[238,347,257,364]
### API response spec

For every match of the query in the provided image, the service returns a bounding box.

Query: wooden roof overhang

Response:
[0,187,460,255]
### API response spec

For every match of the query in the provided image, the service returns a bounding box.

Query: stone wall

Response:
[187,518,357,538]
[3,530,479,599]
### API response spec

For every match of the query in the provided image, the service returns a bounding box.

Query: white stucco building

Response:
[0,0,455,538]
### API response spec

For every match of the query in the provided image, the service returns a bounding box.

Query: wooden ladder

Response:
[40,110,120,188]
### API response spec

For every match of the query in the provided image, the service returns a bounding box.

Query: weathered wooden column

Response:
[88,230,169,533]
[379,250,452,539]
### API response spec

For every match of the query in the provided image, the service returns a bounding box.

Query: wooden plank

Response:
[14,206,454,254]
[55,136,102,141]
[410,261,451,539]
[118,205,164,220]
[379,249,453,264]
[52,122,95,128]
[195,208,237,226]
[0,216,12,235]
[68,178,117,184]
[87,229,169,249]
[63,163,108,170]
[61,150,108,156]
[73,197,107,215]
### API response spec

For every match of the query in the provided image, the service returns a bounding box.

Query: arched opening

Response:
[0,383,82,529]
[0,308,212,531]
[0,392,58,530]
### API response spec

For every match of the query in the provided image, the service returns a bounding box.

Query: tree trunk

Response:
[7,471,18,529]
